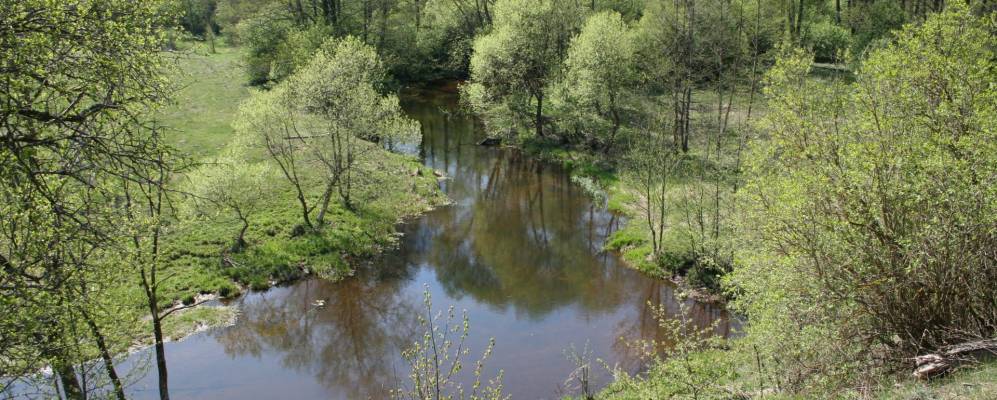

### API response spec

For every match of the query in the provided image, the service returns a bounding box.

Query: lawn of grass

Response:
[160,41,249,157]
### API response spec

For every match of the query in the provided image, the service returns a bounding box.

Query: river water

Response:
[101,86,732,399]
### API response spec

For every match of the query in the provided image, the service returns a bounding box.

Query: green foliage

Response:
[180,0,217,36]
[732,5,997,394]
[600,297,737,399]
[395,289,506,400]
[463,0,583,137]
[557,11,638,152]
[237,4,295,84]
[804,20,851,62]
[0,0,180,380]
[847,0,906,57]
[184,141,274,252]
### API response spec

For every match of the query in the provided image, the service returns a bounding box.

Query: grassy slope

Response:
[132,41,446,340]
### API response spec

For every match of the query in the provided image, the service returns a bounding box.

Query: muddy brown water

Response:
[33,86,735,400]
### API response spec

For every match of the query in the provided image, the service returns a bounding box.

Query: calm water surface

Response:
[119,86,733,399]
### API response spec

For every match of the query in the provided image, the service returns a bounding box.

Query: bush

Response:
[804,20,851,62]
[733,6,997,394]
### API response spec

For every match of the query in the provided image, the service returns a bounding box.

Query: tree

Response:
[633,0,701,153]
[185,144,273,252]
[288,36,419,217]
[235,84,315,230]
[622,126,681,257]
[120,143,188,400]
[463,0,581,138]
[560,11,637,153]
[237,36,419,230]
[733,5,997,392]
[0,1,179,397]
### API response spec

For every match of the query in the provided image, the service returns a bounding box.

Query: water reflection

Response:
[101,86,738,400]
[214,275,419,399]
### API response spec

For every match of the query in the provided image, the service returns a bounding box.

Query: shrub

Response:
[804,20,851,62]
[733,5,997,394]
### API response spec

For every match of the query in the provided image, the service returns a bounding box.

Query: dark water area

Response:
[19,86,735,399]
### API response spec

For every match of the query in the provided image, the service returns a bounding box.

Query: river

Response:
[98,85,732,399]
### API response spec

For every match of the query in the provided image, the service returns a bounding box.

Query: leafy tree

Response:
[236,36,418,229]
[463,0,582,138]
[288,36,419,216]
[238,4,295,84]
[621,126,681,257]
[559,11,637,153]
[0,0,179,397]
[234,84,315,229]
[733,5,997,393]
[185,144,273,252]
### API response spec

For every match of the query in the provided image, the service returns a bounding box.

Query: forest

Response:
[1,0,995,399]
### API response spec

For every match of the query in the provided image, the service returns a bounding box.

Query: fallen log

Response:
[477,137,501,146]
[913,339,997,379]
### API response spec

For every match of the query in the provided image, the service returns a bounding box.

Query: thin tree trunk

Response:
[235,210,249,252]
[795,0,804,42]
[83,311,126,400]
[535,92,544,137]
[152,316,169,400]
[316,181,335,225]
[140,266,169,400]
[55,364,84,400]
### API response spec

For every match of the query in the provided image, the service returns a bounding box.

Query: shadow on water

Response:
[19,85,735,400]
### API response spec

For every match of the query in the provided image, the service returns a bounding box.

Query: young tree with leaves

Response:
[288,37,419,216]
[463,0,582,138]
[559,11,638,154]
[185,142,273,252]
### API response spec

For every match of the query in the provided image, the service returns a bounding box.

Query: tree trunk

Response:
[141,272,170,400]
[234,213,249,252]
[152,316,169,400]
[535,92,544,138]
[83,311,126,400]
[296,188,313,229]
[913,339,997,380]
[55,364,84,400]
[315,181,335,226]
[795,0,804,42]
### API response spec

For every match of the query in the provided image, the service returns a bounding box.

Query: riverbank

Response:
[138,42,447,343]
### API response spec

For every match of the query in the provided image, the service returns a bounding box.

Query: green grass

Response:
[875,360,997,400]
[160,41,250,157]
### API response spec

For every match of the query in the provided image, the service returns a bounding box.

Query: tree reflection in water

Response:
[214,270,420,399]
[117,87,738,400]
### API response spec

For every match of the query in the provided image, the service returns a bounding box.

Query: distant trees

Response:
[733,5,997,392]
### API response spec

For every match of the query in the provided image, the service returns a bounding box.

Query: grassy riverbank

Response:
[520,88,759,297]
[132,41,446,341]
